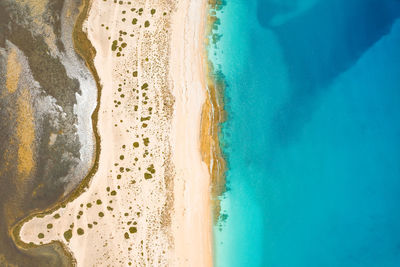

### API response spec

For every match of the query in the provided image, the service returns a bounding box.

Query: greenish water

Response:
[211,1,400,266]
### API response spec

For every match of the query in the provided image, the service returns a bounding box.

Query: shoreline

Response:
[202,0,227,223]
[169,0,214,265]
[169,0,227,264]
[202,1,228,264]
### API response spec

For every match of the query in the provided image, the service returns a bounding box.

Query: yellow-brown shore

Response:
[202,0,227,223]
[12,0,222,266]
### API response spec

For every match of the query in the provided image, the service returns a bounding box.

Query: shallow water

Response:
[211,0,400,266]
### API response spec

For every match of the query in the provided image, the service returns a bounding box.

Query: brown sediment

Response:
[1,62,72,266]
[15,0,48,20]
[16,88,35,178]
[11,0,101,265]
[201,0,227,223]
[14,0,61,54]
[6,48,22,94]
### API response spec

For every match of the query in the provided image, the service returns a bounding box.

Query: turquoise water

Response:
[211,1,400,266]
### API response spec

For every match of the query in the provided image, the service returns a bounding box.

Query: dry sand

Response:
[18,0,212,266]
[169,0,213,265]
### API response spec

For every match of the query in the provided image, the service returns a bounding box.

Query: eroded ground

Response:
[0,0,96,266]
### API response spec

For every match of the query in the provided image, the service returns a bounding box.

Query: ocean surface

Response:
[210,0,400,266]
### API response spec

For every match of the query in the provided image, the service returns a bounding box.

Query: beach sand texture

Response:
[17,0,212,266]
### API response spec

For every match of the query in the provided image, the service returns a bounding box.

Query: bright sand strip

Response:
[170,0,213,266]
[17,0,212,266]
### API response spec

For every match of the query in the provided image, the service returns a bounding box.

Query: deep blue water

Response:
[210,0,400,266]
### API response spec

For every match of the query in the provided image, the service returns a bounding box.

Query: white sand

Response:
[169,0,213,266]
[18,0,212,266]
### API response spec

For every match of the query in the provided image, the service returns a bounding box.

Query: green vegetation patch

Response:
[140,116,150,122]
[111,40,118,51]
[147,164,156,174]
[77,228,85,235]
[64,229,73,242]
[143,137,149,146]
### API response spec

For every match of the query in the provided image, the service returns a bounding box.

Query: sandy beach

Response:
[16,0,212,266]
[170,0,213,265]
